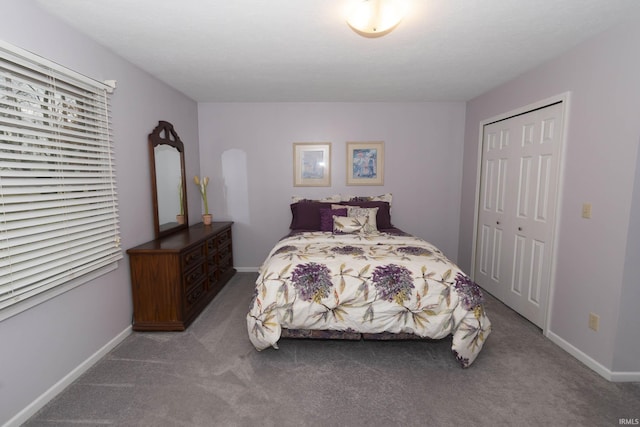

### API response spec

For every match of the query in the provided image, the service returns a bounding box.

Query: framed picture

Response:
[293,142,331,187]
[346,141,384,185]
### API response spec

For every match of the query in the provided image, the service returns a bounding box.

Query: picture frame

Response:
[293,142,331,187]
[346,141,384,185]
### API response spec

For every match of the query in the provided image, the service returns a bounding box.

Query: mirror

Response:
[149,121,188,238]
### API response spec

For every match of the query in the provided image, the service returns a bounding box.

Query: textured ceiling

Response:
[36,0,640,102]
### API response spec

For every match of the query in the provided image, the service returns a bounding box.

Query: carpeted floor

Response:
[25,272,640,426]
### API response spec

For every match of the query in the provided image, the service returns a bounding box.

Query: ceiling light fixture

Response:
[346,0,407,38]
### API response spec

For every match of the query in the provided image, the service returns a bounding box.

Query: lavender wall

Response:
[197,102,466,269]
[617,142,640,371]
[458,22,640,375]
[0,1,200,424]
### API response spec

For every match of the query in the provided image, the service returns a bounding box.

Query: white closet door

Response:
[474,102,564,328]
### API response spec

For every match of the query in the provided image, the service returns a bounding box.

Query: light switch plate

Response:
[589,312,599,331]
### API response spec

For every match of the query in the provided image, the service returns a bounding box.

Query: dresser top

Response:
[127,221,233,253]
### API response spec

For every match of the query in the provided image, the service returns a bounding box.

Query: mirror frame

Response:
[149,120,189,238]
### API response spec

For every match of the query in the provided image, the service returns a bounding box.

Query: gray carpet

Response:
[25,273,640,426]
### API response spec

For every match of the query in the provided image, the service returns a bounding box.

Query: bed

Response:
[246,195,491,367]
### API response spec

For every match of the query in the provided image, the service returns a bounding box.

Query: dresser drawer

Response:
[183,262,206,293]
[218,243,231,262]
[181,244,205,270]
[215,228,232,247]
[185,278,207,311]
[219,251,233,274]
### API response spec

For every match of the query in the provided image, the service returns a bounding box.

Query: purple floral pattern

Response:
[453,273,484,310]
[290,262,332,303]
[371,264,414,304]
[453,350,470,368]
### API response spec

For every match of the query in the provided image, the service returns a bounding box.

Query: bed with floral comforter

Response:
[246,230,491,367]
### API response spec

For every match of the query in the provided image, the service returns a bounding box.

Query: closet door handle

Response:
[518,227,522,231]
[496,221,500,225]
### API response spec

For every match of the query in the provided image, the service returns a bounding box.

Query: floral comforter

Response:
[246,231,491,367]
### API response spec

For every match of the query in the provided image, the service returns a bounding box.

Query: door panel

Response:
[474,102,564,328]
[491,227,503,282]
[512,234,526,295]
[517,156,532,218]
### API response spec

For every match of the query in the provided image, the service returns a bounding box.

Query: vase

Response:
[176,214,185,225]
[202,214,213,225]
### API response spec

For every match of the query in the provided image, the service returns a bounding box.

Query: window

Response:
[0,41,122,319]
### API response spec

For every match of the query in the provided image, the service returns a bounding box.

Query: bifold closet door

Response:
[474,102,564,328]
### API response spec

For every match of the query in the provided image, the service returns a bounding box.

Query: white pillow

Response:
[333,215,369,234]
[331,204,379,233]
[346,207,378,233]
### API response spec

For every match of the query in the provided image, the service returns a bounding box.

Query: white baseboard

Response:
[546,330,640,382]
[4,326,132,427]
[235,267,259,273]
[609,371,640,382]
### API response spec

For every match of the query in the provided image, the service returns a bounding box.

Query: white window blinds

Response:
[0,41,122,316]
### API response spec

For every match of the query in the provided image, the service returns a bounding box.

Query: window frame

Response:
[0,40,122,321]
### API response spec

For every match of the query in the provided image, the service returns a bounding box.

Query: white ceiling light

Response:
[346,0,407,38]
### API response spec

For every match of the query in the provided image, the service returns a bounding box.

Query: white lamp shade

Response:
[346,0,407,38]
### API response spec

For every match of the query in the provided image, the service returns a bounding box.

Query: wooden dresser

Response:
[127,221,235,331]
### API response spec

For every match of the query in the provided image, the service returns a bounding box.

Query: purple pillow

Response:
[319,208,348,231]
[290,202,334,230]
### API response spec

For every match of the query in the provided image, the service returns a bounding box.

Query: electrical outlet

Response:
[588,313,600,331]
[582,203,592,219]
